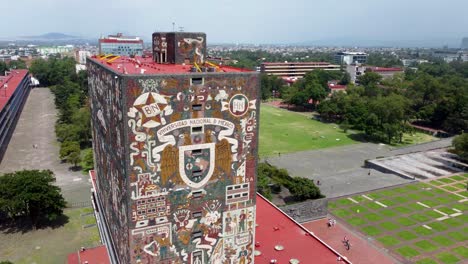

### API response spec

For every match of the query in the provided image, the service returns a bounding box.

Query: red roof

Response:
[89,56,251,75]
[255,195,350,264]
[0,70,29,112]
[98,39,143,44]
[263,62,332,65]
[328,83,347,89]
[67,245,110,264]
[368,67,403,72]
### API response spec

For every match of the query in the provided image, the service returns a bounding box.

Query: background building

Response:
[88,32,259,264]
[461,37,468,49]
[98,33,144,56]
[0,70,32,161]
[335,51,368,65]
[260,62,340,79]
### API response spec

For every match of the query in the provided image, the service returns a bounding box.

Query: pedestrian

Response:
[278,152,281,157]
[332,219,336,227]
[328,219,332,228]
[32,144,35,149]
[317,180,321,186]
[368,170,371,176]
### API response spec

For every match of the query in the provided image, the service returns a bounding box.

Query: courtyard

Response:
[329,174,468,264]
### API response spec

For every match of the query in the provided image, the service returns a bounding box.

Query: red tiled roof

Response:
[0,70,29,112]
[328,83,347,89]
[255,195,350,264]
[368,67,403,72]
[67,245,110,264]
[88,56,251,75]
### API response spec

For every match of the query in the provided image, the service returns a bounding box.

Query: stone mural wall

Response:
[88,61,130,262]
[125,73,259,264]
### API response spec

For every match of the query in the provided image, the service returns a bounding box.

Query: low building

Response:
[75,50,92,64]
[38,45,74,56]
[98,33,143,56]
[365,67,404,79]
[0,70,32,162]
[335,51,368,65]
[260,62,340,79]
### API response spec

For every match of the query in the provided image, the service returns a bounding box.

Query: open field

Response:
[329,174,468,264]
[258,104,436,157]
[0,207,101,264]
[259,104,357,157]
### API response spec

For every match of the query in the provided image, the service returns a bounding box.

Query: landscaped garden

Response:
[329,174,468,264]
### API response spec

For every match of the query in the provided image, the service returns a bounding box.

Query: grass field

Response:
[0,207,101,264]
[258,104,436,157]
[329,174,468,264]
[259,105,357,156]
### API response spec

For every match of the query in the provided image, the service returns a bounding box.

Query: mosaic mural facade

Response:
[153,32,207,64]
[89,56,260,264]
[88,61,130,262]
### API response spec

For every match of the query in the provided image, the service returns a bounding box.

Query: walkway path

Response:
[0,88,91,204]
[303,218,400,264]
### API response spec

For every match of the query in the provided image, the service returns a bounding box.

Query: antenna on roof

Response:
[172,22,175,32]
[179,26,184,32]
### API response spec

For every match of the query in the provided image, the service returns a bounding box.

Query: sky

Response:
[3,0,468,46]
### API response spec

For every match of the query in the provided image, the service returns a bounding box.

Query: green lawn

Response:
[0,207,101,264]
[259,105,357,156]
[329,180,467,262]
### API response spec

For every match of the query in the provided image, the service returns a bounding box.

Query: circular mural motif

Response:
[133,92,169,128]
[228,94,249,117]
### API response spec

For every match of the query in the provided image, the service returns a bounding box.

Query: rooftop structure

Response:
[0,69,32,161]
[98,33,144,56]
[67,245,111,264]
[335,52,368,65]
[260,62,340,79]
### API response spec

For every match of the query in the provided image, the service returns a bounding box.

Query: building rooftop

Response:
[367,67,403,72]
[0,69,29,112]
[262,62,334,65]
[88,56,251,75]
[255,195,350,264]
[67,245,110,264]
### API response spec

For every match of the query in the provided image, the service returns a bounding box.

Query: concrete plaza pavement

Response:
[267,138,452,198]
[0,88,92,204]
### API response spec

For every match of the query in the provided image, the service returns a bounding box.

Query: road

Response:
[0,88,91,204]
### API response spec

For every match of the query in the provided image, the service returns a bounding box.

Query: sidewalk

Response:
[303,218,400,264]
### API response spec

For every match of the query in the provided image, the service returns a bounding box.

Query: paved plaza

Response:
[267,138,453,198]
[0,88,91,204]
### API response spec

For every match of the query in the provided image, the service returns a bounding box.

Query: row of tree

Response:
[29,57,93,170]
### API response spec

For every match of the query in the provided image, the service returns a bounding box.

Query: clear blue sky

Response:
[3,0,468,45]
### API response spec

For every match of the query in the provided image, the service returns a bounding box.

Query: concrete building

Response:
[335,51,368,65]
[365,66,403,79]
[461,37,468,49]
[88,31,260,264]
[38,45,74,56]
[98,33,144,56]
[0,70,32,162]
[260,62,340,79]
[75,49,92,65]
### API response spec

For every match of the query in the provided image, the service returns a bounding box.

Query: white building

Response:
[335,51,368,65]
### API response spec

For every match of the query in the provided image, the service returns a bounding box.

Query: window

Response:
[192,104,203,111]
[191,77,203,85]
[192,170,203,177]
[235,185,241,189]
[192,149,202,155]
[227,186,233,191]
[192,231,203,240]
[192,211,202,218]
[243,184,249,188]
[192,126,203,133]
[193,191,203,199]
[242,193,248,197]
[235,194,241,198]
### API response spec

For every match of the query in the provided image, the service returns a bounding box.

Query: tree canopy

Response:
[0,170,66,228]
[452,133,468,162]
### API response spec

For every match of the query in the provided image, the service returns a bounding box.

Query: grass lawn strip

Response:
[447,231,467,242]
[432,235,455,247]
[377,236,401,247]
[415,259,438,264]
[436,252,460,264]
[413,240,438,252]
[397,231,418,241]
[396,246,420,258]
[451,246,468,259]
[362,226,382,236]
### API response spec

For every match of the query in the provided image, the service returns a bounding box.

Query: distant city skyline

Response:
[2,0,468,47]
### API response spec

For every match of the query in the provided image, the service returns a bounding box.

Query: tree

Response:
[305,81,328,107]
[357,72,382,87]
[452,133,468,162]
[0,61,7,75]
[0,170,66,228]
[59,141,80,160]
[285,177,322,200]
[8,59,27,70]
[80,148,94,171]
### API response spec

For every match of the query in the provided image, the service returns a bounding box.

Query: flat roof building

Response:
[98,33,144,56]
[335,52,368,65]
[260,62,340,79]
[0,70,32,162]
